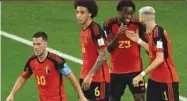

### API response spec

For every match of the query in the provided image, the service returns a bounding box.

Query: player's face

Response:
[139,14,146,24]
[32,37,47,56]
[118,7,134,25]
[139,13,155,25]
[76,6,91,24]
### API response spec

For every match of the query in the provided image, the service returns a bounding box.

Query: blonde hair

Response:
[139,6,155,22]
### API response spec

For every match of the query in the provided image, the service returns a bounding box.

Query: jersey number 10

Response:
[36,76,46,86]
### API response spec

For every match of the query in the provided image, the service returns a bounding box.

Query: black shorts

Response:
[109,72,145,101]
[80,79,109,101]
[147,79,179,101]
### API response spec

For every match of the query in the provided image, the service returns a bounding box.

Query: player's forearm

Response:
[88,49,106,77]
[144,53,164,74]
[107,34,119,53]
[66,73,85,98]
[138,39,149,52]
[10,76,27,95]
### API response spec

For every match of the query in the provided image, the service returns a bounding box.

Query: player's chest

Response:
[147,33,157,58]
[80,30,94,47]
[30,60,56,76]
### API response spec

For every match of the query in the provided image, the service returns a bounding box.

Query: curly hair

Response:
[74,0,98,18]
[117,0,135,12]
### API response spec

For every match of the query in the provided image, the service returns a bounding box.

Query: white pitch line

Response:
[1,31,187,101]
[0,31,83,65]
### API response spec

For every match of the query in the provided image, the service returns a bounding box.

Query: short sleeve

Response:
[153,26,167,52]
[91,23,107,49]
[103,21,114,42]
[21,59,33,79]
[56,57,71,76]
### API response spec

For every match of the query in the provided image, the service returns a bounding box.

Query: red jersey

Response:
[145,25,179,83]
[80,21,110,83]
[21,52,67,101]
[104,17,143,74]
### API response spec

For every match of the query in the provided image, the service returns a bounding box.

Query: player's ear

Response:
[89,13,91,17]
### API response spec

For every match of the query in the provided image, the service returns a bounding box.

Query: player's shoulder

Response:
[90,21,102,29]
[104,17,117,28]
[89,21,104,36]
[48,52,65,64]
[27,54,37,62]
[25,54,37,65]
[153,25,165,38]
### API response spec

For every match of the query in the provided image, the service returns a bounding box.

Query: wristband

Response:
[137,38,143,44]
[140,71,146,76]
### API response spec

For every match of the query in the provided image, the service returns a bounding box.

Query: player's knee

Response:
[133,93,145,101]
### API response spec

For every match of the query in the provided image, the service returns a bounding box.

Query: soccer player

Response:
[6,32,87,101]
[103,1,145,101]
[74,0,110,101]
[126,6,179,101]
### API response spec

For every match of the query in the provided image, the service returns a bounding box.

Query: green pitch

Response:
[1,1,187,101]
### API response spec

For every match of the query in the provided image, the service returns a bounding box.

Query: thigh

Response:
[166,82,179,101]
[172,82,179,101]
[80,79,109,101]
[146,79,162,101]
[146,79,178,101]
[109,73,127,101]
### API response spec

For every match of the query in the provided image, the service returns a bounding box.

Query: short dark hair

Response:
[117,0,135,12]
[74,0,98,18]
[33,31,48,41]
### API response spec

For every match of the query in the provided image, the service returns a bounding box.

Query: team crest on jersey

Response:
[45,65,50,74]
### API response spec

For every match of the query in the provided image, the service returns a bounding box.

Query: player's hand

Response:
[132,74,144,87]
[82,75,93,91]
[6,93,14,101]
[117,23,127,35]
[126,29,139,42]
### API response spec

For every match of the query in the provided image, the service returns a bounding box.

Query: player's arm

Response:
[88,48,106,77]
[133,35,165,87]
[6,61,32,101]
[82,47,107,91]
[137,39,149,52]
[133,50,164,87]
[6,76,28,101]
[144,51,164,74]
[66,73,87,101]
[142,37,165,74]
[60,63,87,101]
[126,30,149,51]
[106,23,127,53]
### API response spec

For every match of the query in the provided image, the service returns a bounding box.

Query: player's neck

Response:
[83,18,92,30]
[146,21,156,34]
[38,50,48,62]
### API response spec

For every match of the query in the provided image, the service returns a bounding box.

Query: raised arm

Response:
[126,30,149,52]
[106,23,127,53]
